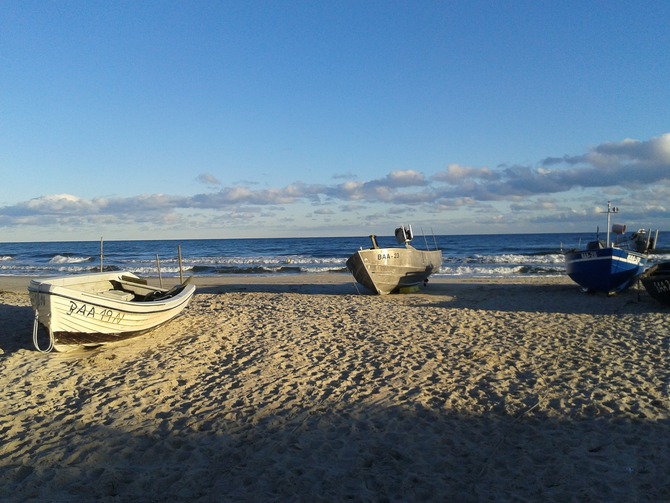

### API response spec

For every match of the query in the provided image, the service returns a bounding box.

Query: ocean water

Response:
[1,232,669,279]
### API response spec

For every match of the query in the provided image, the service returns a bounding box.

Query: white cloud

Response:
[386,170,426,187]
[432,164,498,184]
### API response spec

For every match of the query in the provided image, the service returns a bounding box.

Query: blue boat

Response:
[564,202,657,294]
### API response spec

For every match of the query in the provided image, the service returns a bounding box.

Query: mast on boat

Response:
[604,201,618,247]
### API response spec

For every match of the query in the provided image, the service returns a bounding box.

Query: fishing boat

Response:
[639,262,670,307]
[346,225,442,295]
[564,202,657,294]
[29,271,196,352]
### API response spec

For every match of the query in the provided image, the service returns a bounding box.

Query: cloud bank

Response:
[2,133,669,235]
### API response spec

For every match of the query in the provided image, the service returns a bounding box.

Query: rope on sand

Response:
[32,310,54,353]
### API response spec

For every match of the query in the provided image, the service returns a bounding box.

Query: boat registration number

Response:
[580,252,598,259]
[652,279,670,293]
[67,301,125,324]
[378,252,400,260]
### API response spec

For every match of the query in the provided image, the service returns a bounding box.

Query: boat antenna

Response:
[431,227,438,250]
[421,227,429,249]
[100,237,104,272]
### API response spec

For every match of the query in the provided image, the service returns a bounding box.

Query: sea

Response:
[1,232,669,279]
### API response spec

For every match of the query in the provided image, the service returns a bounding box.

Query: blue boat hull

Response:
[565,247,646,294]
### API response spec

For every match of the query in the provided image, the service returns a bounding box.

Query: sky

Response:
[2,0,670,242]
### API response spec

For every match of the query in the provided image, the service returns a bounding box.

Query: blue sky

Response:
[2,1,669,241]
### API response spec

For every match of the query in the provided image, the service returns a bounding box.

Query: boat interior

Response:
[109,275,191,302]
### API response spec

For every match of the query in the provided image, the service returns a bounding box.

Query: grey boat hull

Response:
[346,246,442,295]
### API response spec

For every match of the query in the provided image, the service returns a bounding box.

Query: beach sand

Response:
[1,275,668,502]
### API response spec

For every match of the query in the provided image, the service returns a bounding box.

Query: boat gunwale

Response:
[30,283,196,315]
[28,271,195,315]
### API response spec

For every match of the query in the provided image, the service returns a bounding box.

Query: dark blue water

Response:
[1,232,668,278]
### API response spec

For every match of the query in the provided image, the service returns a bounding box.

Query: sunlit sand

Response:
[1,275,668,501]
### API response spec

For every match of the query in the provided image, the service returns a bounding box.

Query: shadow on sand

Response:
[0,402,667,502]
[419,281,663,316]
[0,303,34,357]
[195,278,664,317]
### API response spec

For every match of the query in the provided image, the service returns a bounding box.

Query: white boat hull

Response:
[347,246,442,295]
[29,271,196,352]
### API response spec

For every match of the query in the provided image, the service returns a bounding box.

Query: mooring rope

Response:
[32,310,54,353]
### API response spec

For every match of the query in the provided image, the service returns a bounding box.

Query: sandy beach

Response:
[1,274,668,502]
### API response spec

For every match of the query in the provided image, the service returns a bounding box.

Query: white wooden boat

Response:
[29,271,196,352]
[347,225,442,294]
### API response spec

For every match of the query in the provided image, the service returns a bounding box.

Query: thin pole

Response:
[156,254,163,288]
[100,237,104,272]
[606,201,611,247]
[178,244,183,284]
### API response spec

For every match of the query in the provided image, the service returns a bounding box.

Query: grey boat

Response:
[346,225,442,294]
